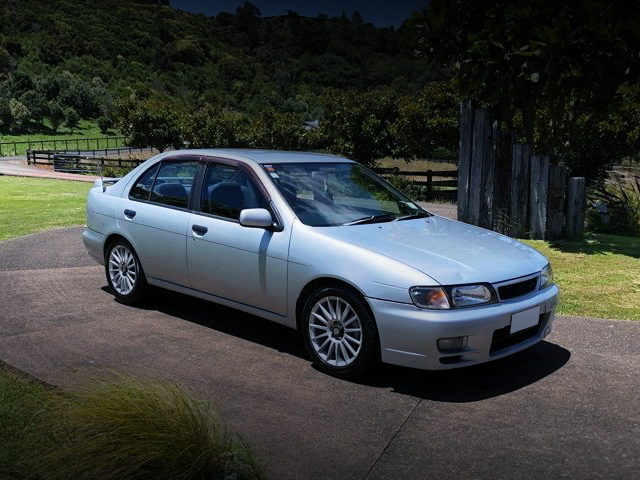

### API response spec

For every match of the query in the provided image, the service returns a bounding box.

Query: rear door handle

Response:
[124,209,136,219]
[192,224,208,236]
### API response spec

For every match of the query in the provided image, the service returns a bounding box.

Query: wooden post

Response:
[457,101,474,223]
[478,119,497,229]
[547,163,567,239]
[566,177,586,238]
[529,155,550,239]
[510,144,531,236]
[492,129,513,233]
[468,108,489,225]
[426,170,433,200]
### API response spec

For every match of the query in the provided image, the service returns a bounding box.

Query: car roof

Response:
[166,149,353,165]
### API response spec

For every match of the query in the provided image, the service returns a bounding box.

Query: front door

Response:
[186,161,289,315]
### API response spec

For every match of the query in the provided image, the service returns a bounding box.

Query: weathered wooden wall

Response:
[457,102,585,239]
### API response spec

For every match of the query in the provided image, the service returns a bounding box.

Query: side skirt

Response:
[147,277,296,329]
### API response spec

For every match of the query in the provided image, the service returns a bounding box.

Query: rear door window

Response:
[149,161,199,209]
[129,164,159,201]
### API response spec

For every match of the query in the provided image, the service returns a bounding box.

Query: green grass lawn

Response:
[0,120,123,156]
[523,234,640,321]
[0,177,91,241]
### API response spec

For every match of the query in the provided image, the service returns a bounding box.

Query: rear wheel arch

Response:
[103,233,135,260]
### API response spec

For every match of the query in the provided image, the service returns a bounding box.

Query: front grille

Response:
[498,277,537,300]
[489,313,549,354]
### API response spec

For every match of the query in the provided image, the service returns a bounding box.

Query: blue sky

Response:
[171,1,427,27]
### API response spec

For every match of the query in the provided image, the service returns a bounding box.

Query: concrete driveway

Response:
[0,227,638,479]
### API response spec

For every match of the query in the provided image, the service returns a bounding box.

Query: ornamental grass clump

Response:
[23,372,264,480]
[592,174,640,237]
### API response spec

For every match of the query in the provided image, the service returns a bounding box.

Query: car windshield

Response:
[262,162,430,226]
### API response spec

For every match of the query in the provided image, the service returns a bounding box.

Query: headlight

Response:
[409,287,450,309]
[540,264,554,289]
[450,284,493,307]
[410,284,495,309]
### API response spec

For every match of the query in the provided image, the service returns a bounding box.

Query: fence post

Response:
[426,170,433,200]
[468,108,489,225]
[566,177,586,238]
[457,101,474,223]
[479,119,497,229]
[510,144,531,236]
[547,163,567,239]
[529,155,550,239]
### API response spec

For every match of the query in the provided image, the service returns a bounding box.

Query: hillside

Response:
[0,0,438,127]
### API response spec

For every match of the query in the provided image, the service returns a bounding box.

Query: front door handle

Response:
[192,224,208,236]
[124,209,136,219]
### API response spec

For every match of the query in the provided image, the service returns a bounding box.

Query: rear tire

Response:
[104,239,148,305]
[301,286,379,379]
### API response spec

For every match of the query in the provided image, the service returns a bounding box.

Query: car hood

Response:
[318,216,548,285]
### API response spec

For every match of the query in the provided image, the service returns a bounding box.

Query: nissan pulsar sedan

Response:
[83,149,558,378]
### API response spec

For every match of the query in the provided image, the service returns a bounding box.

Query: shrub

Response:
[64,107,80,131]
[46,101,65,132]
[384,174,426,200]
[21,372,265,480]
[590,174,640,236]
[96,115,113,134]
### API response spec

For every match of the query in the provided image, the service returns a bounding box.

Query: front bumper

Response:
[368,284,559,370]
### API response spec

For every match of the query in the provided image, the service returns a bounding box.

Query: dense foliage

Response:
[0,0,459,163]
[414,0,640,176]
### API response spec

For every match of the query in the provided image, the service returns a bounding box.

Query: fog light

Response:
[437,336,468,353]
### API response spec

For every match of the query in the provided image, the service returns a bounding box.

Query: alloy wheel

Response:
[108,244,138,295]
[308,296,363,366]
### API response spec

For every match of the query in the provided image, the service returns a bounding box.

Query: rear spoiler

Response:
[94,178,122,192]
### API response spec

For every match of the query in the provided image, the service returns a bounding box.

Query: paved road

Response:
[0,159,98,182]
[0,227,638,479]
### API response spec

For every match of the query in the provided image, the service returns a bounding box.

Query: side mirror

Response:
[239,208,273,229]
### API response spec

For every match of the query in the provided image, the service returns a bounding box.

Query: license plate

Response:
[510,306,540,333]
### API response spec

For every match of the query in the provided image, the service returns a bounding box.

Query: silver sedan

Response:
[83,150,559,378]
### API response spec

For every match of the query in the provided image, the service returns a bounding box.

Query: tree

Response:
[319,88,400,165]
[96,115,113,134]
[19,90,47,123]
[392,82,459,160]
[0,98,11,131]
[9,98,30,129]
[64,107,80,131]
[416,0,640,150]
[247,109,307,150]
[180,107,247,148]
[46,101,65,132]
[115,97,183,151]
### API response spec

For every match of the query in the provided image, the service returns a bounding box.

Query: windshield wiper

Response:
[394,211,432,221]
[342,214,398,226]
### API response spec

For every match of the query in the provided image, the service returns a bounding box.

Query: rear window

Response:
[129,164,159,201]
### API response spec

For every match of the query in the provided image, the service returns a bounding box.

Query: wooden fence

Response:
[373,167,458,201]
[458,101,585,239]
[28,152,146,175]
[0,136,127,157]
[27,147,155,166]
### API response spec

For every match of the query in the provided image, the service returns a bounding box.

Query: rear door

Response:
[186,159,289,315]
[117,157,199,287]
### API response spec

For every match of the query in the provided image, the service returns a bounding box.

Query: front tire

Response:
[105,239,148,305]
[301,286,379,378]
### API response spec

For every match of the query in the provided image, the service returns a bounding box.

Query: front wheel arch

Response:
[295,277,373,331]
